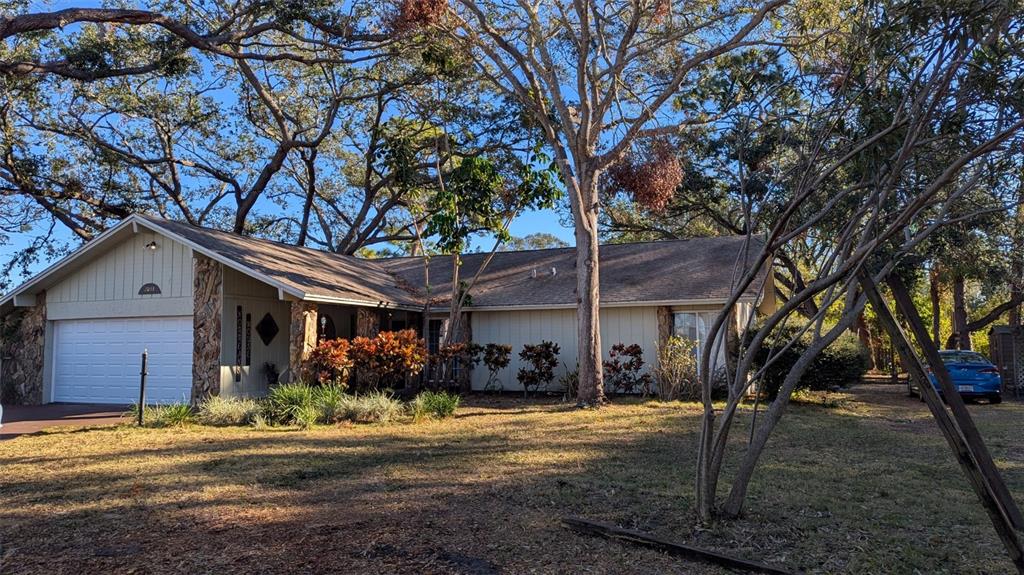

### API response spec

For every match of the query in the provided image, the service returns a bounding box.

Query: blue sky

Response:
[1,207,574,286]
[0,1,578,286]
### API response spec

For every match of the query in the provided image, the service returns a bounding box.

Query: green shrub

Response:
[753,330,870,399]
[603,343,653,395]
[517,341,560,396]
[482,343,512,392]
[129,403,194,427]
[197,396,261,426]
[409,391,461,421]
[264,382,315,426]
[312,383,347,424]
[337,391,404,424]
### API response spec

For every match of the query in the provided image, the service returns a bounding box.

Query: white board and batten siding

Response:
[45,231,195,404]
[47,230,194,320]
[219,268,291,399]
[469,306,660,392]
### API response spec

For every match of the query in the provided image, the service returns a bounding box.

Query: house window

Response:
[672,311,725,376]
[428,319,444,354]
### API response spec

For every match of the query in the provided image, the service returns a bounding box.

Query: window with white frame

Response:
[673,311,726,376]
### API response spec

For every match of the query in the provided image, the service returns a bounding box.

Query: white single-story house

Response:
[0,214,772,405]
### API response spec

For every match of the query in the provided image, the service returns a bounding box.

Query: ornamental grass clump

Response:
[409,390,461,421]
[312,383,347,424]
[197,396,261,426]
[337,391,404,424]
[129,402,194,427]
[264,382,315,426]
[652,336,699,401]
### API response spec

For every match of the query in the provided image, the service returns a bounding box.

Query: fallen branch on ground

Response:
[561,516,799,575]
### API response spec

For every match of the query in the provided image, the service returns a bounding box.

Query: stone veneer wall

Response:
[0,292,46,405]
[289,301,318,381]
[192,254,223,402]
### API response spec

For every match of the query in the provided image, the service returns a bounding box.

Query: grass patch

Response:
[3,385,1022,574]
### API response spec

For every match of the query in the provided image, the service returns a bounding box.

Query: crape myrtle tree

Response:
[691,0,1024,522]
[433,0,790,406]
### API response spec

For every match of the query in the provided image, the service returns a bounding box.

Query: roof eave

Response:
[302,294,423,311]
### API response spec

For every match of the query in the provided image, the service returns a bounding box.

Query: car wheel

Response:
[990,394,1003,405]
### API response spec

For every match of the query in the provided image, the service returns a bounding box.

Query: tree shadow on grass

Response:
[2,387,1022,574]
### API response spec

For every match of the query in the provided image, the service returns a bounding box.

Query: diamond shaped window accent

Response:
[255,313,279,346]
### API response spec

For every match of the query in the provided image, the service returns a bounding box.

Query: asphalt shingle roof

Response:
[145,216,764,308]
[376,236,766,308]
[144,216,421,307]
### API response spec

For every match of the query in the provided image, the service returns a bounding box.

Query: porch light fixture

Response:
[144,241,159,251]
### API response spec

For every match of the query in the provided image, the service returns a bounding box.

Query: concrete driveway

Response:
[0,404,127,440]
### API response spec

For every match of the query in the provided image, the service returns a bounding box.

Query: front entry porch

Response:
[284,302,424,388]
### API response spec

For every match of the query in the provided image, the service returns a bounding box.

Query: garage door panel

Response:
[53,317,193,404]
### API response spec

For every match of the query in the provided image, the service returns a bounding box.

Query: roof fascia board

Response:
[303,294,422,311]
[135,217,307,302]
[1,216,139,307]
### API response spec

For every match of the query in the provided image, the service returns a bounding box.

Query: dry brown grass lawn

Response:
[1,384,1022,574]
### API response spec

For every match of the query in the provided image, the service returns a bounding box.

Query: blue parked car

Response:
[912,350,1002,404]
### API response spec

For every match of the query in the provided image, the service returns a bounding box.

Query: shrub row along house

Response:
[0,215,774,405]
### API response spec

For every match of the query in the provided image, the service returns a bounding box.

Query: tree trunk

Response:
[573,175,605,407]
[930,266,942,347]
[855,311,874,371]
[953,274,972,350]
[296,149,317,247]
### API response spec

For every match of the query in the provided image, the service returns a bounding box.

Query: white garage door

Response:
[53,317,193,404]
